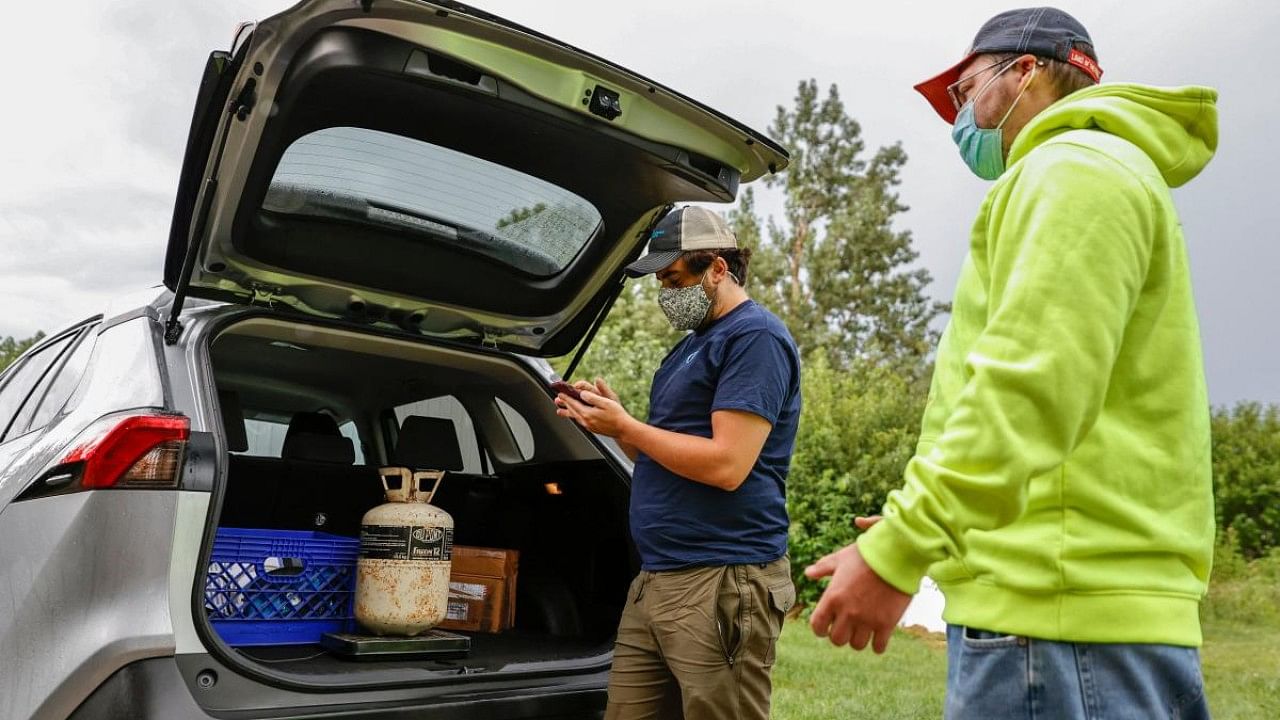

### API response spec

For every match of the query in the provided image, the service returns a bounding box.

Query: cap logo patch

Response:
[1068,48,1103,82]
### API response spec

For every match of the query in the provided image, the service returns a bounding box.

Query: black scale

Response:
[321,629,471,660]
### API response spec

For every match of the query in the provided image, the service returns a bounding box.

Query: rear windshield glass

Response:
[263,127,602,276]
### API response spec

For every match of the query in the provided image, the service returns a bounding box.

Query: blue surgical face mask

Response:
[951,63,1038,180]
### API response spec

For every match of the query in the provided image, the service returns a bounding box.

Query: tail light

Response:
[47,413,189,491]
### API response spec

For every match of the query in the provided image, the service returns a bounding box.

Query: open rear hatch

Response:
[164,0,788,355]
[178,0,788,701]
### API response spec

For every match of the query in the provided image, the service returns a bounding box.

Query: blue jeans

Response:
[945,625,1210,719]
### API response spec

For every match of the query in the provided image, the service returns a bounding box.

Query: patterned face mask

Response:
[658,271,715,331]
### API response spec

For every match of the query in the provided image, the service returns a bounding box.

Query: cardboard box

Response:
[439,546,518,633]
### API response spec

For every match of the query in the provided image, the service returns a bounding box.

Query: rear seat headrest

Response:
[218,390,248,453]
[285,412,342,440]
[395,416,465,472]
[282,433,355,465]
[282,411,353,464]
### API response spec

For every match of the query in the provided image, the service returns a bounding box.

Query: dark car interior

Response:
[205,317,636,681]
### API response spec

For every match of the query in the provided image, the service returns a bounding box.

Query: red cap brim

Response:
[913,52,975,125]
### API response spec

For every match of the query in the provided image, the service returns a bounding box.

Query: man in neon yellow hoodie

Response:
[804,7,1217,718]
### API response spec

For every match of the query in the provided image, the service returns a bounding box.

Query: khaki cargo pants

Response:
[605,557,796,720]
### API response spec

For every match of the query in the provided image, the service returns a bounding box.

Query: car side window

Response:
[495,397,535,460]
[0,334,77,442]
[21,329,97,434]
[338,420,366,465]
[241,417,290,457]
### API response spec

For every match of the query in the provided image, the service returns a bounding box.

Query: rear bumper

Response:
[70,655,608,720]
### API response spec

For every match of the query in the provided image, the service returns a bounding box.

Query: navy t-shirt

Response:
[631,300,802,570]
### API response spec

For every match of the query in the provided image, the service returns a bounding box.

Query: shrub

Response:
[1211,403,1280,558]
[1201,530,1280,627]
[786,353,928,606]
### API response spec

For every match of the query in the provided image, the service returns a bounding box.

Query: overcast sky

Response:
[1,0,1276,406]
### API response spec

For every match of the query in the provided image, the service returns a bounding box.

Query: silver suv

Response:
[0,1,787,718]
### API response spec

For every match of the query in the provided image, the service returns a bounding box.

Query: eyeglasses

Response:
[945,56,1020,112]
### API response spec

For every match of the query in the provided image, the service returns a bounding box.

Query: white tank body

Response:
[355,469,454,636]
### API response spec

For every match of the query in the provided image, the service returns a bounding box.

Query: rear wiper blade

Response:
[365,202,500,247]
[263,183,500,245]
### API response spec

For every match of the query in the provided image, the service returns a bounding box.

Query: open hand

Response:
[804,542,912,654]
[574,377,621,405]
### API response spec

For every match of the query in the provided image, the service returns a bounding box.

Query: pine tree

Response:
[755,79,946,371]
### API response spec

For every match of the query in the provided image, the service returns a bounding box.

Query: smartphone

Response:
[549,380,585,403]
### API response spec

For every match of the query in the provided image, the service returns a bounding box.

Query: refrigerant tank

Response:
[356,469,453,636]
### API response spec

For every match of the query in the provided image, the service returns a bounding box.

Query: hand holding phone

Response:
[550,380,585,403]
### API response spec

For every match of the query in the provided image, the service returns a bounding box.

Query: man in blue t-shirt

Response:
[556,206,802,720]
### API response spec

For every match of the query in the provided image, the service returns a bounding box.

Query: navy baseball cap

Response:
[915,7,1102,124]
[624,206,738,277]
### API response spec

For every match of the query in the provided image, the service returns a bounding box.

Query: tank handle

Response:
[378,467,412,502]
[413,470,446,504]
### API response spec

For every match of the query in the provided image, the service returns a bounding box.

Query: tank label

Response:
[360,525,454,561]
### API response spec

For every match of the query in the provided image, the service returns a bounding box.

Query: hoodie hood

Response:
[1008,83,1218,188]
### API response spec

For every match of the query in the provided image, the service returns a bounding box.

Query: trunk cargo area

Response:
[203,316,636,685]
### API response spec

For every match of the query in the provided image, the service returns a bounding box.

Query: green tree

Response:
[1212,402,1280,558]
[0,331,45,373]
[727,186,787,313]
[758,80,946,372]
[785,354,928,606]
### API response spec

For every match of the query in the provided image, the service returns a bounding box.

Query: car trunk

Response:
[200,315,636,686]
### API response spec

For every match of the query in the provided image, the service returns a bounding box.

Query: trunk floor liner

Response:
[234,630,611,678]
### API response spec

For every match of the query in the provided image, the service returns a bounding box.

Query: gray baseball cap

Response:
[623,206,738,278]
[915,6,1102,124]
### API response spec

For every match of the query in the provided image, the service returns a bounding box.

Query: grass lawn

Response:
[772,619,1279,719]
[1199,621,1280,719]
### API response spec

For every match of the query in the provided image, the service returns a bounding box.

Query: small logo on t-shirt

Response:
[684,350,700,366]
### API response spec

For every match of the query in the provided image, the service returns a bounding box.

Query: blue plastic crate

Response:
[205,528,360,646]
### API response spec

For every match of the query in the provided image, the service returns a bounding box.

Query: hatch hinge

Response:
[480,329,501,349]
[228,77,257,121]
[248,284,282,308]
